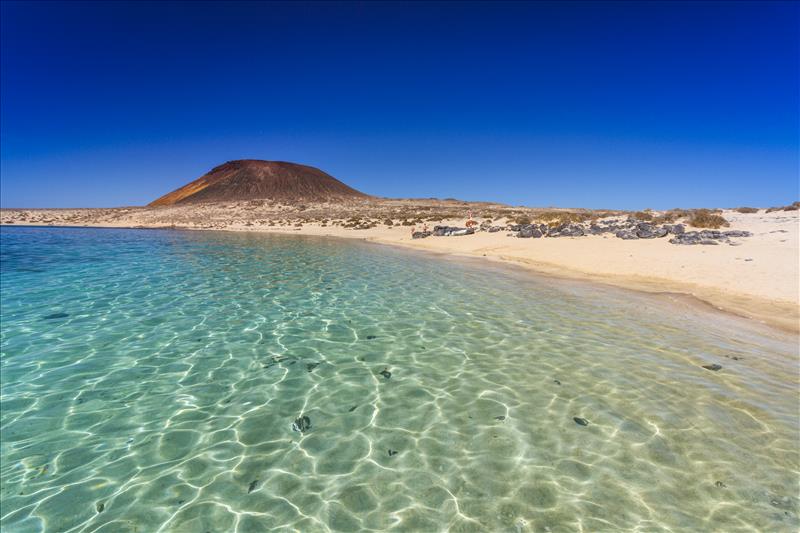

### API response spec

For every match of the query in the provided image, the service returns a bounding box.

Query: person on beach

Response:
[466,209,477,228]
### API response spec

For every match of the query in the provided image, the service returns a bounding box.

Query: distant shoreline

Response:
[3,203,798,334]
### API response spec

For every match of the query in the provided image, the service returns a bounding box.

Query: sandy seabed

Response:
[2,204,798,333]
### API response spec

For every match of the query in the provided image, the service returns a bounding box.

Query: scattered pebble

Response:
[366,335,377,340]
[388,449,398,456]
[494,415,506,421]
[292,415,311,433]
[715,481,727,488]
[573,417,589,426]
[379,368,392,379]
[553,379,561,386]
[702,364,722,371]
[248,480,259,493]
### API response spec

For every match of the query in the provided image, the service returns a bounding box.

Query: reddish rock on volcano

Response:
[149,160,368,206]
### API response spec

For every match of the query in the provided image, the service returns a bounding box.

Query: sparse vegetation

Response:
[734,207,759,214]
[534,211,592,225]
[651,209,690,224]
[766,201,799,212]
[687,209,729,228]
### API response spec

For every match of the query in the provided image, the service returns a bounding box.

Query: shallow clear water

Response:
[0,226,797,532]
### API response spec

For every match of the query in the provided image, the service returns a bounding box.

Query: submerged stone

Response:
[366,335,377,340]
[379,368,392,379]
[553,379,561,386]
[248,480,259,493]
[96,502,104,513]
[43,312,69,320]
[702,364,722,371]
[573,417,589,426]
[715,481,727,488]
[263,355,288,369]
[348,405,358,412]
[494,415,506,421]
[292,415,312,433]
[388,449,398,456]
[307,362,320,373]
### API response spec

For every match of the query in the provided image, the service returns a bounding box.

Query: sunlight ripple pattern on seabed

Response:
[0,227,797,532]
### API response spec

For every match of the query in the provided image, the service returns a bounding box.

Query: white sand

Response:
[2,207,798,332]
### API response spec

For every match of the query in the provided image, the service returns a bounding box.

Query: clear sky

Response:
[1,1,797,209]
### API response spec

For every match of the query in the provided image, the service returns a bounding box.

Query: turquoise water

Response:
[1,226,798,532]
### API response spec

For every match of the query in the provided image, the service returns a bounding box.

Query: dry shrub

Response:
[734,207,759,214]
[652,208,691,224]
[535,211,591,225]
[632,211,653,221]
[383,218,394,226]
[770,201,800,212]
[688,209,729,228]
[514,215,532,225]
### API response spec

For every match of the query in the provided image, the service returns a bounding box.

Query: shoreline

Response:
[3,218,798,334]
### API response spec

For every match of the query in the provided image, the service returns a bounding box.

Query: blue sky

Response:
[1,1,797,209]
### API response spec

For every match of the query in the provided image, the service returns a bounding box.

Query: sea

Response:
[1,226,797,532]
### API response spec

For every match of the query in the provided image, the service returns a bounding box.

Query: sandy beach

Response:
[3,203,798,332]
